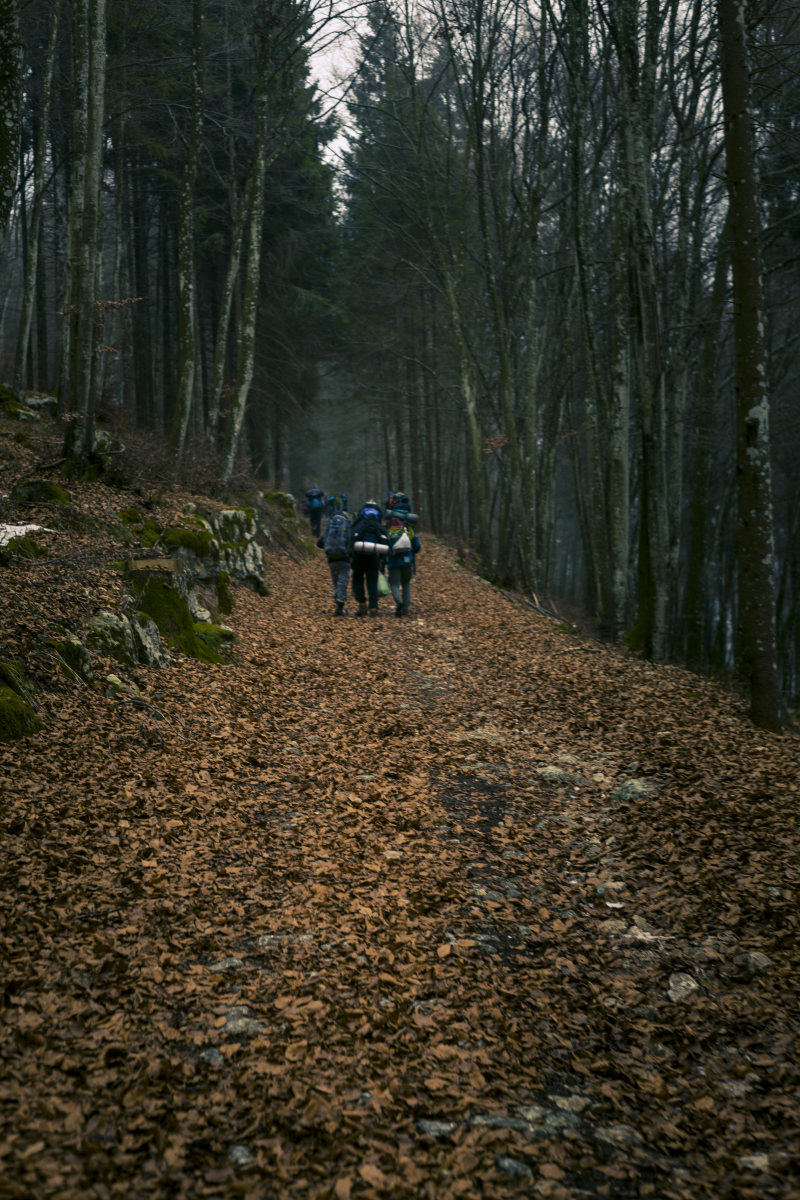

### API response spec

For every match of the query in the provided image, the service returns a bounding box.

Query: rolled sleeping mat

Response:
[383,511,420,524]
[353,540,390,554]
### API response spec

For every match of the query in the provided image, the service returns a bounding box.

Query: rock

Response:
[22,393,58,415]
[47,634,94,683]
[738,1154,771,1171]
[550,1093,590,1114]
[208,957,245,974]
[471,1114,531,1133]
[105,674,140,698]
[611,778,658,803]
[667,972,700,1002]
[199,1047,224,1065]
[223,1006,263,1035]
[0,666,42,741]
[535,765,573,784]
[228,1144,254,1166]
[595,1123,644,1148]
[10,479,71,505]
[746,951,772,978]
[416,1119,457,1137]
[89,609,169,668]
[497,1156,533,1180]
[600,918,628,935]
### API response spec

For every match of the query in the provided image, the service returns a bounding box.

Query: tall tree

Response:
[0,0,22,228]
[716,0,783,731]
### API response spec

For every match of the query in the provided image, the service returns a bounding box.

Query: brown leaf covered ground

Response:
[1,439,798,1200]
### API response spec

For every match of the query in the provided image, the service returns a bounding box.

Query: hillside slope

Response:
[0,412,798,1199]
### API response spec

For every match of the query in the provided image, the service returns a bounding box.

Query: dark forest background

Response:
[0,0,797,724]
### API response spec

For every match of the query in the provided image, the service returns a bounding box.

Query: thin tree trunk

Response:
[220,90,270,483]
[64,0,106,465]
[717,0,783,731]
[14,0,60,395]
[171,0,204,466]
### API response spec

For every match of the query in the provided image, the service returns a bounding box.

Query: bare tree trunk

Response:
[717,0,783,731]
[14,0,60,395]
[171,0,204,466]
[219,91,270,483]
[0,0,22,227]
[64,0,107,466]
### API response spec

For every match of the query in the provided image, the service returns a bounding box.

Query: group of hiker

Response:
[304,488,422,619]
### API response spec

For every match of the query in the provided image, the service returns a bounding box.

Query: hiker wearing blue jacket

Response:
[350,500,389,616]
[385,510,421,618]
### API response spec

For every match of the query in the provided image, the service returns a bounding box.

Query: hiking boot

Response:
[335,601,346,616]
[368,608,378,617]
[395,603,402,618]
[357,603,368,617]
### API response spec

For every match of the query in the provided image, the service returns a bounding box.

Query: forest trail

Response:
[1,536,798,1200]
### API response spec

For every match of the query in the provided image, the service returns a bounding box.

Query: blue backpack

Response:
[322,511,351,560]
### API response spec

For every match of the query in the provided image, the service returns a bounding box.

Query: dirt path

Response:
[1,540,798,1199]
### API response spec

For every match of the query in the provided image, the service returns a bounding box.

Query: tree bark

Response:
[171,0,204,465]
[717,0,783,731]
[14,0,60,395]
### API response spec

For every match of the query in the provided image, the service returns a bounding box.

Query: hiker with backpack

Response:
[305,486,325,537]
[316,505,353,616]
[385,507,421,618]
[350,499,389,616]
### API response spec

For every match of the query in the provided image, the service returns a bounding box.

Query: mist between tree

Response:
[0,0,797,728]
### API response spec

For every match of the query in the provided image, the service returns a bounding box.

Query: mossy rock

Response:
[0,685,42,741]
[264,491,297,519]
[140,518,161,548]
[47,635,94,683]
[135,578,223,663]
[217,569,233,616]
[10,479,71,505]
[0,663,42,742]
[0,383,19,406]
[193,621,235,660]
[0,535,48,563]
[0,662,27,694]
[118,506,142,525]
[161,526,217,559]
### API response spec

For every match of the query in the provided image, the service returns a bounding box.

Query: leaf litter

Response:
[0,467,798,1199]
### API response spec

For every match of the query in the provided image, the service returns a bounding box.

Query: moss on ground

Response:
[10,480,71,505]
[0,535,48,562]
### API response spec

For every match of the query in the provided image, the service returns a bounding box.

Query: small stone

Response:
[208,957,244,974]
[228,1144,254,1166]
[738,1154,770,1171]
[199,1048,224,1065]
[416,1119,457,1137]
[514,1104,549,1124]
[611,778,657,803]
[667,972,700,1002]
[595,1123,644,1148]
[471,1114,531,1133]
[746,951,772,978]
[497,1156,533,1180]
[551,1093,590,1114]
[600,918,628,935]
[535,765,573,784]
[223,1006,263,1034]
